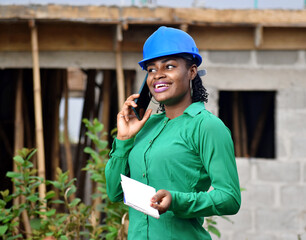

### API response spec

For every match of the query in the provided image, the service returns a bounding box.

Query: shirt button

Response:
[142,173,145,177]
[149,140,152,144]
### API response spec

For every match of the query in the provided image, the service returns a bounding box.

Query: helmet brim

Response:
[138,52,202,70]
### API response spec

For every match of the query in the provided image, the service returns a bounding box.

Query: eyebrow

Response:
[146,57,178,67]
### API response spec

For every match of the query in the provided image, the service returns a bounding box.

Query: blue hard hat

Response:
[138,26,202,70]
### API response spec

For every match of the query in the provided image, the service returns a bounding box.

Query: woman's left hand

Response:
[150,190,172,214]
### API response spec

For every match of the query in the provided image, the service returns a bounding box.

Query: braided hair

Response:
[156,53,208,112]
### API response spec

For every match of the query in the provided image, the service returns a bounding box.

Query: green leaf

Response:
[86,132,98,142]
[65,185,76,198]
[50,199,65,204]
[93,119,103,133]
[6,172,22,179]
[0,225,8,235]
[60,236,69,240]
[207,225,221,238]
[0,189,9,198]
[30,218,41,230]
[13,155,24,164]
[36,209,56,217]
[45,190,56,200]
[82,118,90,126]
[27,194,39,202]
[46,180,61,189]
[221,215,234,224]
[26,148,37,161]
[69,198,81,207]
[7,234,23,240]
[97,140,108,150]
[91,193,101,200]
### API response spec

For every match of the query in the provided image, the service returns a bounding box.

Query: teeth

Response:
[155,84,169,89]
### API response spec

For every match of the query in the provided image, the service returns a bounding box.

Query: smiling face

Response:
[146,56,197,109]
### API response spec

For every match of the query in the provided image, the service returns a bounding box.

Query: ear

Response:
[189,64,198,81]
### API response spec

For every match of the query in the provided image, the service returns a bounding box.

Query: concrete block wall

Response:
[202,50,306,240]
[1,48,305,240]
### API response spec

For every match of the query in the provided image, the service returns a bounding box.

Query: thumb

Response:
[151,190,164,202]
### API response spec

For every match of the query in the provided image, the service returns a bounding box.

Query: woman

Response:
[105,26,241,240]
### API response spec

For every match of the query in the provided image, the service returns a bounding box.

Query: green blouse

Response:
[105,102,241,240]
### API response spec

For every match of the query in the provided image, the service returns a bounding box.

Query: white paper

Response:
[120,174,160,219]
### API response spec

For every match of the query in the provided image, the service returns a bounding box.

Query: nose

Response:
[153,68,166,80]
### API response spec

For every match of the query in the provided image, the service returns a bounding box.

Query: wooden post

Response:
[125,71,134,98]
[240,100,249,158]
[63,72,74,187]
[232,92,242,157]
[115,24,125,109]
[14,70,31,237]
[254,25,263,48]
[14,70,24,169]
[101,70,111,135]
[29,20,46,202]
[13,70,23,208]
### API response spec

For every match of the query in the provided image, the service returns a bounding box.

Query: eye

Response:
[166,64,175,70]
[147,68,157,73]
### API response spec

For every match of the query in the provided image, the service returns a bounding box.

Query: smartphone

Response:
[132,73,152,120]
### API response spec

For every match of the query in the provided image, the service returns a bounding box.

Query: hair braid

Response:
[192,74,208,103]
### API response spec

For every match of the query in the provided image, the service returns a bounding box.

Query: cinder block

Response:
[257,51,299,65]
[211,231,231,240]
[281,185,306,207]
[234,233,277,240]
[277,110,306,136]
[256,160,300,183]
[204,67,306,90]
[277,89,306,109]
[278,234,305,240]
[215,209,252,233]
[241,184,275,208]
[276,136,290,159]
[256,208,299,231]
[208,51,251,64]
[299,233,306,240]
[291,136,306,158]
[236,159,251,184]
[304,164,306,183]
[205,86,219,116]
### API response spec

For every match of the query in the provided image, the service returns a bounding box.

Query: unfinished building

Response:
[0,5,306,239]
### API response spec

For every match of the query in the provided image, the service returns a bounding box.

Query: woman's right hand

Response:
[117,94,152,140]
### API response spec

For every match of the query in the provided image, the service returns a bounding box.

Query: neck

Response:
[164,99,192,119]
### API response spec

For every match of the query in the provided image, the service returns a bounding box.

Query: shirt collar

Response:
[183,102,206,117]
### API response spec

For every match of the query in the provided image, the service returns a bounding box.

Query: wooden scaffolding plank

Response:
[1,6,306,26]
[14,70,32,237]
[63,72,74,183]
[29,20,46,202]
[115,24,125,109]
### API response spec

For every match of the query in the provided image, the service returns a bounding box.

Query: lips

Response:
[153,82,171,93]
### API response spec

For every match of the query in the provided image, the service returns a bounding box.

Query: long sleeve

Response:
[105,137,134,202]
[168,115,241,218]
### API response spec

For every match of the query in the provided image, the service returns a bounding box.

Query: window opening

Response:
[219,91,275,159]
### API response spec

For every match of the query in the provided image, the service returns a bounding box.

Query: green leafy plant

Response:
[0,148,99,239]
[82,118,128,239]
[0,119,128,239]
